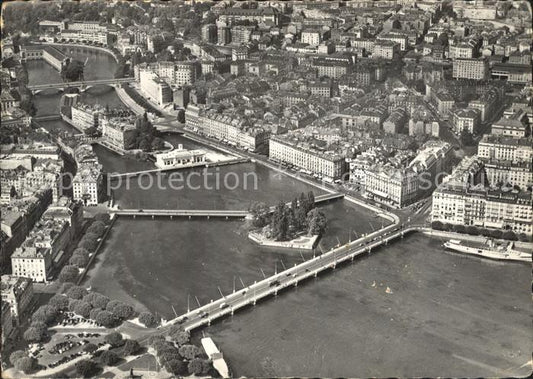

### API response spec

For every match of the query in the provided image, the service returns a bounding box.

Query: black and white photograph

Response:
[0,0,531,378]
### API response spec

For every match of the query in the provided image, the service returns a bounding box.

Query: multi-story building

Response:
[101,117,137,150]
[70,103,104,131]
[59,29,108,45]
[377,33,408,51]
[453,58,488,80]
[478,135,533,162]
[201,24,217,43]
[312,58,351,79]
[448,43,474,59]
[269,136,346,180]
[364,142,453,208]
[231,25,255,44]
[174,62,197,86]
[383,108,407,134]
[185,107,270,152]
[42,197,84,241]
[491,116,528,138]
[139,69,173,105]
[483,160,532,190]
[432,157,532,236]
[373,40,399,60]
[72,165,103,206]
[451,108,480,134]
[11,218,70,283]
[218,7,279,26]
[217,25,231,45]
[468,87,500,122]
[301,28,322,46]
[1,275,33,324]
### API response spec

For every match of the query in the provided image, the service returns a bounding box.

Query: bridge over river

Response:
[27,77,134,94]
[151,223,421,336]
[113,193,345,220]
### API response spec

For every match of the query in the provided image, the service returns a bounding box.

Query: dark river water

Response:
[28,46,532,378]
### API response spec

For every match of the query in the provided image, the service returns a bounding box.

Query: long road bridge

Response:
[113,193,345,220]
[27,77,135,94]
[153,223,421,335]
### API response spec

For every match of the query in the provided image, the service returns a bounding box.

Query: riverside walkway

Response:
[156,223,420,334]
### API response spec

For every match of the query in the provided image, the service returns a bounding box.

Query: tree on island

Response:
[306,208,327,236]
[61,59,85,82]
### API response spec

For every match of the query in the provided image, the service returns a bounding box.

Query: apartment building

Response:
[364,142,453,208]
[452,58,488,80]
[491,116,528,138]
[100,117,137,150]
[1,275,33,324]
[432,157,532,235]
[269,136,346,180]
[483,160,532,190]
[373,40,399,59]
[201,24,217,43]
[478,135,533,162]
[139,69,173,105]
[186,107,270,152]
[11,219,70,283]
[72,165,103,206]
[451,108,480,134]
[377,33,408,51]
[301,29,322,46]
[71,103,104,131]
[312,58,351,79]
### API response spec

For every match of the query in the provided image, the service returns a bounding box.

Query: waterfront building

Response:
[71,103,104,131]
[432,157,532,236]
[20,46,69,71]
[154,146,207,169]
[72,165,103,206]
[101,116,137,150]
[452,58,489,80]
[451,108,480,134]
[269,135,346,180]
[59,29,108,46]
[364,142,453,208]
[1,275,33,324]
[139,69,173,105]
[186,107,270,152]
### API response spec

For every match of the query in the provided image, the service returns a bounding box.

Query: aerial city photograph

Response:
[0,0,531,378]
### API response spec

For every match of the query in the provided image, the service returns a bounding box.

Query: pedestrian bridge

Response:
[153,224,419,334]
[27,77,135,94]
[114,209,250,219]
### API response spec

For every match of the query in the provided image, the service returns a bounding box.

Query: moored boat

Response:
[443,239,531,263]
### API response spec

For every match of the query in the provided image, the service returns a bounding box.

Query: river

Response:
[28,46,532,378]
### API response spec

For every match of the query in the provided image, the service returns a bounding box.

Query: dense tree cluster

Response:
[75,359,99,378]
[123,113,165,152]
[138,311,160,328]
[61,59,85,82]
[251,192,327,241]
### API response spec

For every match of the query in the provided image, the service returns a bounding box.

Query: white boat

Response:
[443,239,531,263]
[201,337,230,378]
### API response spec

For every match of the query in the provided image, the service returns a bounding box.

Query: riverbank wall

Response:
[115,85,145,115]
[35,42,120,63]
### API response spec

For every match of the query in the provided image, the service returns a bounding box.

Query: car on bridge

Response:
[269,280,281,287]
